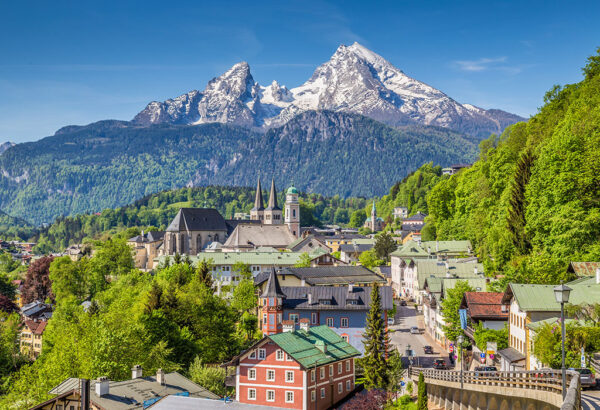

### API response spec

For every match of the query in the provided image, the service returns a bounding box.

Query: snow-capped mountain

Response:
[133,43,524,136]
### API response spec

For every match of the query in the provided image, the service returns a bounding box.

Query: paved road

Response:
[582,389,600,410]
[389,304,447,368]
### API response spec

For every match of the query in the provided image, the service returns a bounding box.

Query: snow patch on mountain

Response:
[133,42,525,137]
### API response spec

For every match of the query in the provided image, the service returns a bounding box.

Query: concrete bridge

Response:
[409,368,581,410]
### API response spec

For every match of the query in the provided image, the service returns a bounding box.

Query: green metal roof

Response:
[442,278,489,292]
[268,325,360,368]
[156,251,305,266]
[420,240,472,254]
[415,260,484,289]
[507,282,600,312]
[390,240,429,258]
[287,186,298,194]
[526,317,585,332]
[353,238,376,245]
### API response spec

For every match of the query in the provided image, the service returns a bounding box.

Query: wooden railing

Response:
[410,367,580,409]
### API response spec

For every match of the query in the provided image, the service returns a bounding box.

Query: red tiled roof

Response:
[24,320,48,335]
[462,292,508,320]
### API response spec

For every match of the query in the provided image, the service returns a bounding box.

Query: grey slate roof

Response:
[404,212,427,222]
[166,208,227,232]
[339,243,373,253]
[128,231,165,243]
[45,372,218,410]
[497,347,526,363]
[223,224,295,249]
[281,285,393,311]
[254,266,386,287]
[261,267,286,298]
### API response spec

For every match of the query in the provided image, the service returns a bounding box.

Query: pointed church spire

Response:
[252,176,264,211]
[261,267,285,298]
[266,178,280,210]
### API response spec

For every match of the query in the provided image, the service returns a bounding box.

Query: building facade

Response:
[161,208,228,256]
[227,324,360,410]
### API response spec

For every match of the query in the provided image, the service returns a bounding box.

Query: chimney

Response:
[307,293,312,305]
[95,377,109,397]
[436,241,439,253]
[596,268,600,285]
[315,340,327,353]
[132,365,143,379]
[156,368,165,386]
[301,279,306,287]
[444,261,449,270]
[299,318,310,332]
[282,320,295,332]
[474,266,478,275]
[348,283,354,292]
[81,379,90,410]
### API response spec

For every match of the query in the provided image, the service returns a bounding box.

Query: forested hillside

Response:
[0,111,480,225]
[426,48,600,287]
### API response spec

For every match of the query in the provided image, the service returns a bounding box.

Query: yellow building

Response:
[20,320,47,359]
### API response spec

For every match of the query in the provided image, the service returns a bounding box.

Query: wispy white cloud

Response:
[452,57,527,75]
[454,57,507,72]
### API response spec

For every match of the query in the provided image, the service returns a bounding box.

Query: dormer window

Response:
[319,299,331,305]
[347,300,358,305]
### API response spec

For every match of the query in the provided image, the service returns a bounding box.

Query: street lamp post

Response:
[554,283,572,400]
[457,335,464,390]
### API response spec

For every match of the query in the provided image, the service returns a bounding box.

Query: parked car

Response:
[387,317,395,326]
[410,326,420,334]
[574,368,596,389]
[474,366,498,378]
[423,345,434,354]
[433,359,448,370]
[400,300,407,306]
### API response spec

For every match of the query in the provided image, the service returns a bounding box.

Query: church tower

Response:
[370,201,377,232]
[250,177,265,221]
[264,178,282,225]
[260,267,285,335]
[285,185,300,238]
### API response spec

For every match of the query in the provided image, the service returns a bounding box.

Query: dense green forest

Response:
[426,48,600,288]
[0,111,479,225]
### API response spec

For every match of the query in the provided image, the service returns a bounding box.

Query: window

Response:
[311,370,315,382]
[311,390,316,401]
[340,317,349,328]
[286,391,294,403]
[267,390,275,402]
[329,365,333,377]
[326,317,334,327]
[258,349,266,360]
[338,382,343,393]
[276,349,284,361]
[320,367,325,379]
[338,363,342,374]
[248,389,256,400]
[262,313,267,324]
[342,334,349,342]
[267,369,275,381]
[248,369,256,380]
[321,388,325,398]
[286,353,293,361]
[286,370,294,382]
[277,313,282,324]
[249,350,256,359]
[289,313,299,323]
[311,312,318,324]
[346,360,350,372]
[346,380,351,390]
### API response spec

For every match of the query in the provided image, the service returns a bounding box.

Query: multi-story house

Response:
[500,277,600,371]
[20,320,47,358]
[257,268,392,354]
[225,322,360,410]
[128,231,165,271]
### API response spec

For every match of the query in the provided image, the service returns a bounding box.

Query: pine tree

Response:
[361,283,391,389]
[507,148,534,254]
[196,259,213,289]
[374,231,398,262]
[417,372,427,410]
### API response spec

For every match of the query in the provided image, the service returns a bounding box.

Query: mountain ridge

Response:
[133,42,525,137]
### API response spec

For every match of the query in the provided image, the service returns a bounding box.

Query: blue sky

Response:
[1,0,599,142]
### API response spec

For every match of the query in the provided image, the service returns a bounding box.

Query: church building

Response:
[364,201,384,232]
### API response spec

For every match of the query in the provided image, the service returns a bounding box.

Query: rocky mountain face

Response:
[133,43,525,137]
[0,142,14,155]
